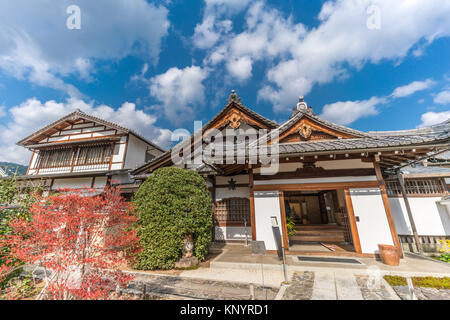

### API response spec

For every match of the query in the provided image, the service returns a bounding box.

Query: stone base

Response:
[175,256,199,269]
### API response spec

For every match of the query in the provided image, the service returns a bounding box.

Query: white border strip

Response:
[254,176,377,185]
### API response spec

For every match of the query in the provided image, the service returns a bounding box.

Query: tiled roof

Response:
[132,95,450,175]
[276,131,450,155]
[400,164,450,176]
[132,90,279,174]
[17,109,165,152]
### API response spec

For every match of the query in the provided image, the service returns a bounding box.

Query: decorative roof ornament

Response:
[227,89,242,105]
[297,96,308,111]
[290,95,314,118]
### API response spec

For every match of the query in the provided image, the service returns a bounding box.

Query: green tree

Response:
[132,167,213,270]
[0,177,41,289]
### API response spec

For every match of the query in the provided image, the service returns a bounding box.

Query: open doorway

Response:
[284,190,356,254]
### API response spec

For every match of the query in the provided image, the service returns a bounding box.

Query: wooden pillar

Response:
[373,162,404,257]
[278,191,289,249]
[248,167,256,240]
[397,172,423,254]
[344,189,362,254]
[318,192,328,224]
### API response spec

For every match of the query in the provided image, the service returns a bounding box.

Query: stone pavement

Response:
[283,271,396,300]
[392,286,450,300]
[122,272,279,300]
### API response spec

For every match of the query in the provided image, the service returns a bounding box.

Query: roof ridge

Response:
[17,108,165,152]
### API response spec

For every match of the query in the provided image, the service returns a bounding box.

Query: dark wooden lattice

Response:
[385,178,447,196]
[214,198,250,224]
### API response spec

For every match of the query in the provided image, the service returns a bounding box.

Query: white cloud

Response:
[320,97,385,125]
[226,56,253,81]
[196,0,450,113]
[0,98,172,164]
[433,90,450,105]
[391,79,435,98]
[259,0,450,112]
[0,1,169,96]
[193,0,251,49]
[149,66,209,122]
[418,110,450,127]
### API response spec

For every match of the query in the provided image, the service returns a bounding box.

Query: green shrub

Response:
[132,167,213,270]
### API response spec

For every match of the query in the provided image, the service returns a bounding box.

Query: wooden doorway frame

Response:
[274,186,363,255]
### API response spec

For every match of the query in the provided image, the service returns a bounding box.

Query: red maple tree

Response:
[0,186,140,300]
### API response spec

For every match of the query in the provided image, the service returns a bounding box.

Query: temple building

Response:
[132,91,450,257]
[15,109,164,197]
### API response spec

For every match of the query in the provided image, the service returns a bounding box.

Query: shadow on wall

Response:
[388,198,411,235]
[214,226,252,242]
[437,203,450,235]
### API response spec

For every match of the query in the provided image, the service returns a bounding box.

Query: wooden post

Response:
[278,191,289,249]
[248,167,256,240]
[211,176,216,242]
[397,172,423,254]
[344,189,362,254]
[374,162,403,257]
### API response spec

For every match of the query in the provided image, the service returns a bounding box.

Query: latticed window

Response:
[76,145,112,165]
[36,148,74,168]
[214,198,250,223]
[386,178,447,196]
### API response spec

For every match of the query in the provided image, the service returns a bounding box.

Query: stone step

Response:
[290,235,345,242]
[294,229,344,235]
[294,225,344,230]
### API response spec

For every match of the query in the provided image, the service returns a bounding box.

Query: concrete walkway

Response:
[310,271,366,300]
[207,243,450,278]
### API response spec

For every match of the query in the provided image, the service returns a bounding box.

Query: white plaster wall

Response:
[124,135,160,169]
[389,197,450,236]
[111,140,126,164]
[216,187,250,201]
[93,176,108,189]
[216,174,249,185]
[214,226,252,241]
[254,190,283,251]
[350,188,394,254]
[52,177,93,190]
[317,159,374,169]
[111,173,133,185]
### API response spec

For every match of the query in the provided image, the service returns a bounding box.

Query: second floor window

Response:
[37,148,74,168]
[76,145,112,165]
[36,144,113,169]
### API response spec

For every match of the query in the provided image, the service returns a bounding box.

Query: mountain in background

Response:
[0,162,27,176]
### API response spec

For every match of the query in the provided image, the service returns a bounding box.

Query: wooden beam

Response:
[253,180,380,191]
[254,168,375,180]
[344,189,362,254]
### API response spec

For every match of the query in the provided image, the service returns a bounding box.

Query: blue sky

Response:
[0,0,450,163]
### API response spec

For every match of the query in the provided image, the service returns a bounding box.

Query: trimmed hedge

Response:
[132,167,213,270]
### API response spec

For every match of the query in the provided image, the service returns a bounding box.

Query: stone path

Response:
[392,286,450,300]
[122,273,279,300]
[284,271,395,300]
